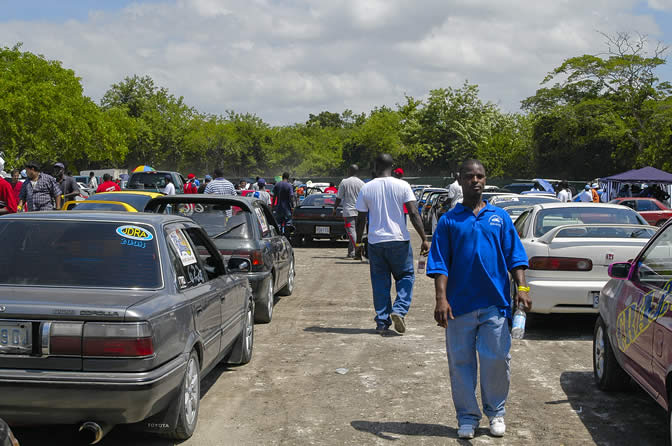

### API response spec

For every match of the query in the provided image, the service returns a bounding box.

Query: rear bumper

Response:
[293,220,346,239]
[0,354,186,425]
[247,271,272,302]
[528,279,605,314]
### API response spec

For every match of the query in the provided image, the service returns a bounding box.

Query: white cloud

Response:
[648,0,672,11]
[0,0,665,124]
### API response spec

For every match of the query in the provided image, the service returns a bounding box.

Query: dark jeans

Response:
[367,240,415,328]
[274,208,292,234]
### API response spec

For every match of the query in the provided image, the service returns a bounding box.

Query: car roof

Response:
[534,202,631,210]
[1,211,193,225]
[100,191,165,197]
[612,197,657,200]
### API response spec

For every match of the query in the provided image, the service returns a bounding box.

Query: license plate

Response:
[315,226,330,234]
[0,322,32,354]
[590,291,600,308]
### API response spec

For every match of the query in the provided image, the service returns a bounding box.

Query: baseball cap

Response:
[584,185,590,190]
[205,175,212,181]
[53,162,65,169]
[591,183,599,188]
[258,178,266,185]
[20,169,27,178]
[25,161,40,170]
[187,173,195,179]
[393,168,404,175]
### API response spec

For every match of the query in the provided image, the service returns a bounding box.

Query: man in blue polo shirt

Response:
[427,159,530,440]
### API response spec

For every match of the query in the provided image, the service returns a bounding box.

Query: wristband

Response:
[517,286,530,292]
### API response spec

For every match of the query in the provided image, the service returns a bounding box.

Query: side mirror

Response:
[608,262,631,279]
[228,257,251,272]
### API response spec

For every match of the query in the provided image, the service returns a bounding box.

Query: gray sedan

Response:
[0,212,254,443]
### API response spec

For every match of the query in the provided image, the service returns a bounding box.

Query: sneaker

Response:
[375,325,391,335]
[390,313,406,334]
[457,424,475,439]
[489,417,505,437]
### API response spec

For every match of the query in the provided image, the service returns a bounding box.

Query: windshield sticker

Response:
[255,208,268,233]
[168,230,197,266]
[121,238,147,249]
[617,278,671,352]
[117,225,154,241]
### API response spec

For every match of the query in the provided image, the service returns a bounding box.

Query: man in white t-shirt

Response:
[447,177,463,209]
[355,154,430,335]
[163,176,176,195]
[557,181,571,202]
[333,164,365,258]
[579,185,592,202]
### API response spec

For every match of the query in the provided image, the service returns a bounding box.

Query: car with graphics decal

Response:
[594,219,672,443]
[145,195,295,324]
[63,191,164,212]
[0,212,254,443]
[514,202,656,314]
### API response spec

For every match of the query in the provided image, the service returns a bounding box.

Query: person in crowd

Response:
[428,158,530,440]
[272,172,295,234]
[355,154,430,335]
[556,181,571,202]
[184,174,199,194]
[239,179,249,190]
[651,184,670,203]
[96,173,121,193]
[578,185,593,202]
[392,168,409,223]
[205,168,236,196]
[590,183,600,203]
[53,162,80,207]
[333,165,365,259]
[324,182,338,194]
[252,176,260,191]
[530,181,543,192]
[0,173,18,214]
[447,174,463,209]
[18,162,62,211]
[162,176,176,195]
[618,184,631,198]
[253,178,272,205]
[198,175,212,194]
[87,171,98,193]
[7,169,23,202]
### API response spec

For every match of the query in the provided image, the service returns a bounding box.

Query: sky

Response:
[1,0,671,125]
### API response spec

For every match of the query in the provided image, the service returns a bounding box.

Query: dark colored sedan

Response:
[146,195,295,324]
[0,212,254,442]
[594,219,672,441]
[291,193,346,244]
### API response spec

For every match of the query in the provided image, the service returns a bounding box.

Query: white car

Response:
[490,194,560,223]
[514,202,656,314]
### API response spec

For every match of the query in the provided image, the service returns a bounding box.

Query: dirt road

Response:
[15,231,667,445]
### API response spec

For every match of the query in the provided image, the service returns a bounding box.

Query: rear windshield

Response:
[68,202,131,212]
[533,207,646,237]
[127,173,171,191]
[164,204,253,239]
[90,193,156,211]
[493,196,559,207]
[0,220,161,288]
[302,195,337,207]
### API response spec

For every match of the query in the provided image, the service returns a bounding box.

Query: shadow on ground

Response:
[557,370,666,445]
[304,326,378,335]
[524,313,597,341]
[351,420,490,443]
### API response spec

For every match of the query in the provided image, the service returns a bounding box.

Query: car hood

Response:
[0,286,161,321]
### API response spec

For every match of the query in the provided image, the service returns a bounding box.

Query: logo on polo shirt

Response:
[488,215,503,227]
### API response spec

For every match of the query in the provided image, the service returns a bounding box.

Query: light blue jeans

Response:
[368,241,415,328]
[445,305,511,427]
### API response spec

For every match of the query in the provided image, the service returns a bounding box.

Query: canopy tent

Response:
[599,166,672,206]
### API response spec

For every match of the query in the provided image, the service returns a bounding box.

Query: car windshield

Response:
[302,195,337,207]
[127,173,170,191]
[533,207,646,237]
[0,220,161,288]
[493,196,559,208]
[165,204,253,239]
[91,193,156,211]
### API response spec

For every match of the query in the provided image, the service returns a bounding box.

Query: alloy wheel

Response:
[183,356,199,427]
[595,325,605,380]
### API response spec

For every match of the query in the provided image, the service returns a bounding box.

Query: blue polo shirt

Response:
[427,202,528,319]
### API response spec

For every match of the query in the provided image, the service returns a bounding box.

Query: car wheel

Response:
[165,350,200,440]
[254,277,274,323]
[593,316,629,391]
[278,258,295,296]
[228,297,255,365]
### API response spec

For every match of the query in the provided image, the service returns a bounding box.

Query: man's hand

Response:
[420,240,430,256]
[515,290,532,312]
[434,297,454,328]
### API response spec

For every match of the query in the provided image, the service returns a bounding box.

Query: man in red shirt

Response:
[324,182,338,194]
[0,176,18,214]
[184,174,199,194]
[7,169,23,202]
[96,174,121,193]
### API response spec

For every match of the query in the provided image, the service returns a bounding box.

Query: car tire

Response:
[593,316,630,391]
[667,388,672,446]
[278,258,295,296]
[254,277,274,323]
[165,350,200,440]
[229,297,255,365]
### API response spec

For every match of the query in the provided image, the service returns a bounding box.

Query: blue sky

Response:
[1,0,671,124]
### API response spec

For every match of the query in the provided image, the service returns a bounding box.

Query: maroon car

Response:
[594,218,672,441]
[610,197,672,227]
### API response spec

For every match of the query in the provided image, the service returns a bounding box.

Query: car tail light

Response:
[529,256,593,271]
[47,322,84,356]
[82,322,154,357]
[220,249,265,272]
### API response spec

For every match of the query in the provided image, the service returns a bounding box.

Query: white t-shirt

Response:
[337,176,365,217]
[557,189,571,202]
[447,180,463,209]
[355,177,416,245]
[579,190,592,202]
[163,183,176,195]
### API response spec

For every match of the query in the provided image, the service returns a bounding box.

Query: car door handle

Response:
[194,305,203,314]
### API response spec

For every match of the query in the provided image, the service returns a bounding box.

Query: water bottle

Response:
[417,256,426,273]
[511,303,526,339]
